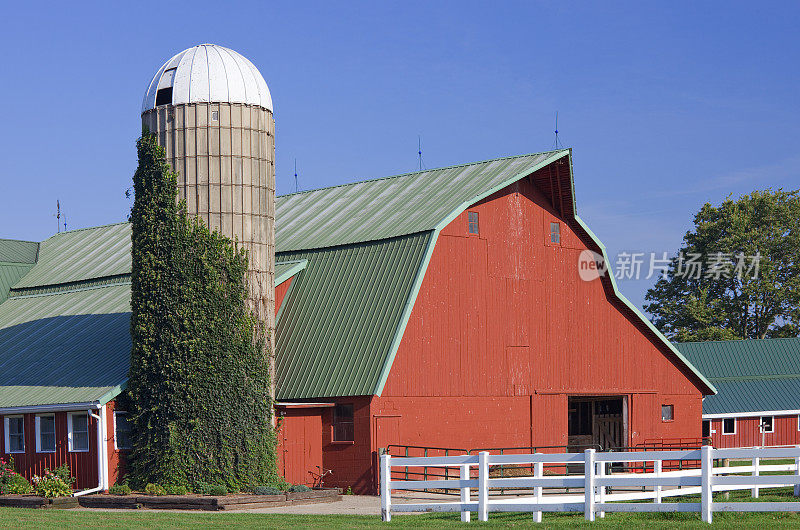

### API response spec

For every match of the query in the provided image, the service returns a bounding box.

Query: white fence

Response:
[380,445,800,523]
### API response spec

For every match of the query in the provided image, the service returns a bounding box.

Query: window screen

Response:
[38,416,55,452]
[7,417,24,453]
[550,222,561,244]
[761,416,774,433]
[115,413,132,450]
[661,405,674,421]
[468,212,479,234]
[333,404,354,442]
[70,413,89,452]
[723,418,735,435]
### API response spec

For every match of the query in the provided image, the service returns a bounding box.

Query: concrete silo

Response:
[141,44,275,389]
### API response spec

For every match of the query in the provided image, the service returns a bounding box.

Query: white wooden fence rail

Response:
[380,445,800,524]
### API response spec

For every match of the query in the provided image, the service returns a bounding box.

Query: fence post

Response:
[752,457,760,498]
[701,444,712,524]
[460,464,471,523]
[584,449,595,522]
[596,459,606,518]
[795,446,800,497]
[478,451,489,522]
[380,454,391,522]
[533,461,543,523]
[654,459,662,503]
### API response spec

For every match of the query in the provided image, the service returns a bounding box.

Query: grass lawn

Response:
[4,490,800,529]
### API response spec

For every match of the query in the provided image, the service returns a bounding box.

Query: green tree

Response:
[645,189,800,342]
[126,132,277,490]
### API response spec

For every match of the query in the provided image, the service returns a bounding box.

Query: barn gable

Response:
[275,150,715,399]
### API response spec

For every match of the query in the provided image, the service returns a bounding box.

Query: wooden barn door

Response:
[278,409,323,486]
[568,396,626,451]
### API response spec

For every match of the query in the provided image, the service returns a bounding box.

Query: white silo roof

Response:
[142,44,273,113]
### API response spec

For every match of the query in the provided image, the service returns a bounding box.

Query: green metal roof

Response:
[276,232,431,399]
[0,239,38,264]
[275,259,308,286]
[0,263,34,304]
[678,338,800,414]
[276,150,569,252]
[12,223,131,289]
[0,225,132,409]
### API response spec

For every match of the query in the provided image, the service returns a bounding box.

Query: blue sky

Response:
[0,1,797,311]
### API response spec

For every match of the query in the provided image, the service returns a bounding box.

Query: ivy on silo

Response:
[126,131,278,491]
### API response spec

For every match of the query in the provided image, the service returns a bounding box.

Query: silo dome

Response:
[141,44,273,113]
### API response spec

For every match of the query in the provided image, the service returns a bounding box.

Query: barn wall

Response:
[379,176,704,450]
[106,400,127,487]
[317,396,374,493]
[0,411,99,489]
[708,414,800,448]
[275,277,293,315]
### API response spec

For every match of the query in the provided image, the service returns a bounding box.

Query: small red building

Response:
[679,337,800,448]
[273,149,716,493]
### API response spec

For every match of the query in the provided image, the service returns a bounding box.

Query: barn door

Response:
[568,396,625,451]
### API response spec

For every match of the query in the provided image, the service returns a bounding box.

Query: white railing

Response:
[380,445,800,524]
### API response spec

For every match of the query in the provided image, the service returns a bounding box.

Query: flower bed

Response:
[75,488,342,510]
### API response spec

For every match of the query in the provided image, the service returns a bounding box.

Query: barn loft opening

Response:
[155,87,173,106]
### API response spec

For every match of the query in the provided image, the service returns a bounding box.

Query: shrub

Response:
[144,483,166,496]
[108,484,132,496]
[4,474,33,494]
[32,472,72,498]
[253,486,282,496]
[288,484,311,493]
[207,485,227,496]
[344,486,353,495]
[51,463,76,486]
[163,484,189,495]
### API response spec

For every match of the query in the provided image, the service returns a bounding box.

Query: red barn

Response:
[0,149,716,493]
[274,149,715,493]
[679,338,800,448]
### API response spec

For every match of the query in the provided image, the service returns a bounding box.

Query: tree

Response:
[126,132,278,490]
[645,189,800,342]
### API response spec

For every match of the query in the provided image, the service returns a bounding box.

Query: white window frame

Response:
[722,417,736,435]
[797,414,800,432]
[113,411,131,451]
[4,415,25,454]
[35,414,56,453]
[67,412,89,452]
[761,416,774,433]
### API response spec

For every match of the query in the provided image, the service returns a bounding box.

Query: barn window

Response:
[550,222,560,244]
[333,404,354,442]
[702,420,711,438]
[797,415,800,432]
[722,417,736,435]
[35,415,56,453]
[114,412,132,450]
[68,412,89,452]
[4,416,24,453]
[661,404,674,422]
[761,416,774,433]
[468,211,479,234]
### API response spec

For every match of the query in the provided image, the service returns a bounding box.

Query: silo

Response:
[141,44,275,391]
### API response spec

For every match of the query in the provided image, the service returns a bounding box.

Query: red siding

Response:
[353,176,705,492]
[0,411,99,489]
[276,277,294,315]
[708,414,800,448]
[319,397,374,493]
[0,400,128,490]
